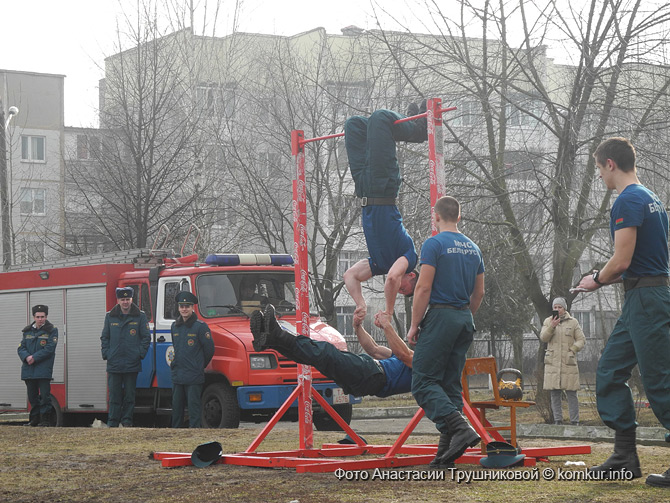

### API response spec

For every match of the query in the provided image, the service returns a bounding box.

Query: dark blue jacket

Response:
[18,321,58,380]
[101,303,151,373]
[170,313,214,385]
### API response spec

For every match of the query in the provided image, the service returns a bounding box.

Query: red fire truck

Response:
[0,249,359,428]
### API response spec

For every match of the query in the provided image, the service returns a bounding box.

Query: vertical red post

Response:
[291,129,314,450]
[427,98,444,236]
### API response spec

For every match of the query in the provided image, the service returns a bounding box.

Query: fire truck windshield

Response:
[195,272,306,318]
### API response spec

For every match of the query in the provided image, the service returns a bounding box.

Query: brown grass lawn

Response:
[1,422,669,503]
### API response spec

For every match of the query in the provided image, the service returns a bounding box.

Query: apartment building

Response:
[1,70,65,265]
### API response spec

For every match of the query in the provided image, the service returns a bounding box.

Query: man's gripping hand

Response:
[353,304,367,325]
[407,326,420,345]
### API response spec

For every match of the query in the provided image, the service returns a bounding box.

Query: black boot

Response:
[646,468,670,488]
[250,310,267,351]
[405,99,428,143]
[589,428,642,479]
[429,432,454,469]
[250,305,295,351]
[263,304,297,349]
[406,102,419,116]
[437,412,481,465]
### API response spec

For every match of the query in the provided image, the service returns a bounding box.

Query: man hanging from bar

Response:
[343,100,427,327]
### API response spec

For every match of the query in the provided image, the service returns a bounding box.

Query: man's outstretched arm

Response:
[375,312,413,368]
[354,318,392,360]
[344,259,373,324]
[381,255,410,319]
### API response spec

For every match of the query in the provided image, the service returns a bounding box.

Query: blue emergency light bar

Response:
[205,254,294,267]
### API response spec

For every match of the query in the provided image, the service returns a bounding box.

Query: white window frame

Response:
[19,188,46,216]
[21,135,46,162]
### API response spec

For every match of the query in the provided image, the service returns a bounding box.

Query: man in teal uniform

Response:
[250,305,413,399]
[408,196,485,468]
[573,137,670,487]
[343,102,426,327]
[18,305,58,427]
[171,291,215,428]
[101,287,151,427]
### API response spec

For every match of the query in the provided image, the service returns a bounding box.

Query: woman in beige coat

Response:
[540,297,586,424]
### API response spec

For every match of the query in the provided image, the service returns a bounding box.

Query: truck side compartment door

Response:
[66,286,108,411]
[0,292,29,410]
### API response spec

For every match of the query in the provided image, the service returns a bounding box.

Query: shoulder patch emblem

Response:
[205,332,211,339]
[53,337,58,342]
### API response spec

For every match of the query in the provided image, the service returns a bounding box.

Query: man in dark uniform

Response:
[408,196,485,468]
[101,287,150,427]
[18,305,58,427]
[250,305,413,399]
[343,102,425,326]
[573,137,670,487]
[171,291,215,428]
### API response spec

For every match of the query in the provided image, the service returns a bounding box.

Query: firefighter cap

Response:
[32,304,49,316]
[116,287,134,299]
[191,441,222,467]
[176,291,198,305]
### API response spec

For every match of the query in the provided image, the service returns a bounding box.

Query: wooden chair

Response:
[461,357,535,450]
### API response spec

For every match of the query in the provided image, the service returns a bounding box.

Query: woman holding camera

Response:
[540,297,586,425]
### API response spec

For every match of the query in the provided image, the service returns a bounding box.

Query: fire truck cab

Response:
[0,249,360,428]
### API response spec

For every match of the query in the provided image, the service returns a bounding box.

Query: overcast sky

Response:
[1,0,431,127]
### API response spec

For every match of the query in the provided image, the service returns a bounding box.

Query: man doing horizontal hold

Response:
[250,305,411,401]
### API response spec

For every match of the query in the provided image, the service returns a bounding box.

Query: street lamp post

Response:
[0,103,19,271]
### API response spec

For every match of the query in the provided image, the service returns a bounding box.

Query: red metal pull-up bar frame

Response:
[287,98,450,450]
[153,97,592,471]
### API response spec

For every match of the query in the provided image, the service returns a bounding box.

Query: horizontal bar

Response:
[298,105,458,146]
[300,132,345,145]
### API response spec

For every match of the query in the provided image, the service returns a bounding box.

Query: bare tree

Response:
[65,1,227,251]
[369,0,670,414]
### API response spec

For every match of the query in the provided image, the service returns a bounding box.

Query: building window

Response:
[196,83,236,117]
[573,311,591,338]
[336,306,356,338]
[506,98,543,128]
[325,81,368,117]
[338,250,366,277]
[19,188,46,215]
[77,135,89,159]
[163,282,181,320]
[19,241,45,264]
[451,101,480,127]
[77,134,100,159]
[21,136,46,162]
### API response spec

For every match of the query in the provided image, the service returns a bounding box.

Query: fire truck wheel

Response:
[313,403,353,431]
[201,382,240,429]
[49,395,64,427]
